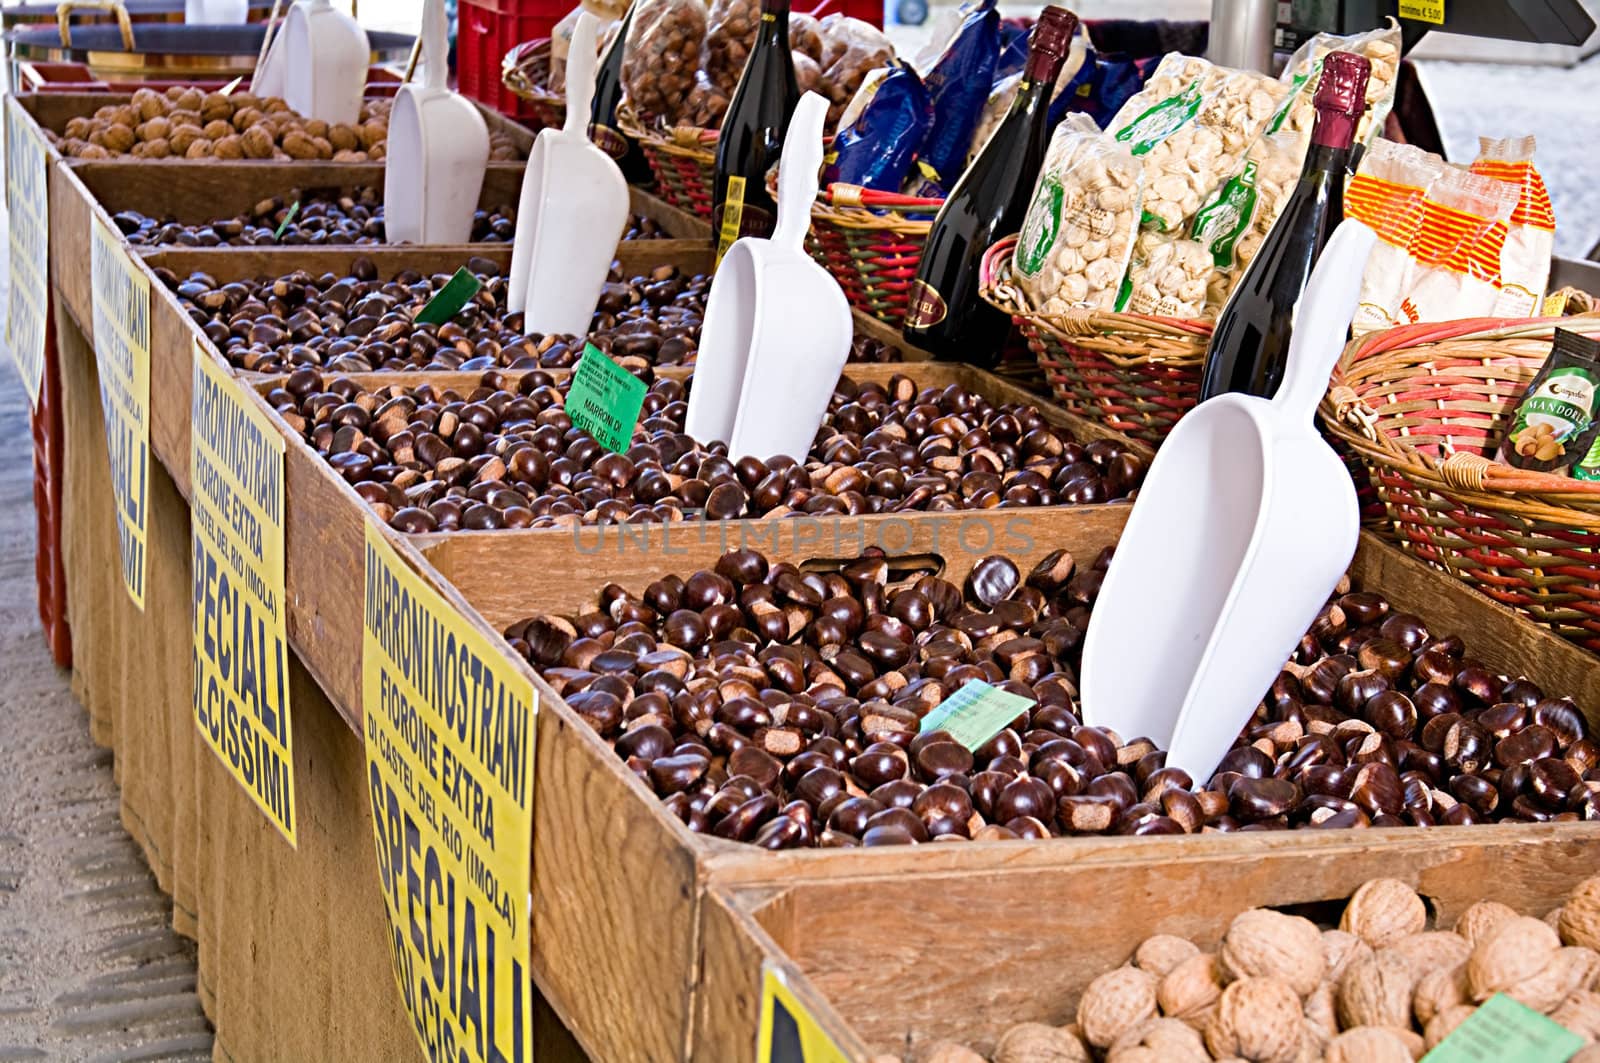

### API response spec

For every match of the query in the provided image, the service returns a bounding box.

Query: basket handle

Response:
[57,0,134,50]
[1349,310,1600,362]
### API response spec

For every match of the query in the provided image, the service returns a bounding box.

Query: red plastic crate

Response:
[458,0,565,121]
[31,300,70,669]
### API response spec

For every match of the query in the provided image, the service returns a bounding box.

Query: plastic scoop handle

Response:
[1269,219,1376,424]
[772,91,828,253]
[564,13,601,140]
[420,0,447,91]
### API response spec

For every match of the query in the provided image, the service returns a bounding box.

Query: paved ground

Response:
[0,265,212,1055]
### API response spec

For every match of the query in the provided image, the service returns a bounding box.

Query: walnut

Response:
[132,88,165,121]
[1303,983,1337,1041]
[1107,1017,1207,1062]
[1575,1047,1600,1063]
[303,118,329,139]
[1337,950,1418,1029]
[111,104,139,128]
[143,137,172,158]
[1205,979,1303,1063]
[1341,880,1427,950]
[1159,953,1223,1028]
[101,123,135,154]
[1551,908,1569,932]
[1454,901,1518,946]
[915,1043,984,1063]
[1136,936,1202,978]
[163,84,185,101]
[169,109,201,129]
[185,138,213,159]
[367,142,387,161]
[1385,932,1471,976]
[1562,879,1600,951]
[1412,964,1468,1027]
[229,91,261,110]
[1424,1004,1476,1048]
[263,95,292,113]
[1553,989,1600,1041]
[1324,1027,1413,1063]
[360,120,388,150]
[1467,916,1560,1001]
[200,92,233,123]
[64,116,92,139]
[241,126,275,160]
[1221,910,1326,997]
[232,106,264,131]
[281,131,319,160]
[201,119,232,141]
[212,135,244,160]
[1323,931,1374,984]
[1505,947,1596,1014]
[310,135,333,160]
[78,143,110,159]
[137,116,172,142]
[993,1022,1090,1063]
[1078,966,1159,1049]
[328,123,361,152]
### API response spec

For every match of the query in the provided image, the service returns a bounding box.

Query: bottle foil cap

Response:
[1030,6,1079,59]
[1315,51,1372,117]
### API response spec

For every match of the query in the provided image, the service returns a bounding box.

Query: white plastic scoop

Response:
[249,0,286,96]
[186,0,249,22]
[684,91,851,463]
[506,11,629,331]
[383,0,489,245]
[281,0,370,126]
[1080,219,1378,785]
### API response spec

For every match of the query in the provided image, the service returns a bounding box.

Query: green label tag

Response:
[1191,161,1260,268]
[565,343,646,455]
[1017,175,1064,278]
[1114,78,1203,156]
[414,267,484,326]
[273,200,300,240]
[1421,995,1583,1063]
[919,679,1034,752]
[1575,433,1600,481]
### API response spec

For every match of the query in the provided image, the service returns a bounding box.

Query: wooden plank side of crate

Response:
[703,828,1600,1061]
[378,534,717,1063]
[46,153,95,334]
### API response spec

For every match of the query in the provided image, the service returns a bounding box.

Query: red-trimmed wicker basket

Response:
[501,38,566,132]
[807,184,940,326]
[1321,312,1600,652]
[618,106,717,218]
[980,234,1214,447]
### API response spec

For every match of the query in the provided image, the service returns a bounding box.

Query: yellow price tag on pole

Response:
[90,215,151,610]
[362,525,538,1063]
[757,966,851,1063]
[190,342,295,845]
[1399,0,1445,25]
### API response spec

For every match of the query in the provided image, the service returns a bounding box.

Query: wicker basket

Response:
[618,106,717,218]
[501,38,566,132]
[980,235,1213,447]
[1321,312,1600,652]
[807,185,940,326]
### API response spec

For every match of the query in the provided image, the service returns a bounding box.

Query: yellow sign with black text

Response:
[757,966,850,1063]
[90,215,151,610]
[362,525,538,1063]
[190,343,295,845]
[5,96,48,407]
[1399,0,1445,24]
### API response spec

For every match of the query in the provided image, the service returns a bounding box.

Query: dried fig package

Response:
[1496,329,1600,475]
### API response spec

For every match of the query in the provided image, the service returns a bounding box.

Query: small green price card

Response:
[414,267,484,326]
[1422,995,1583,1063]
[919,679,1034,752]
[565,343,646,455]
[273,200,300,240]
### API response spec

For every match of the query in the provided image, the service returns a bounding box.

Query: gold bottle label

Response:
[903,279,949,329]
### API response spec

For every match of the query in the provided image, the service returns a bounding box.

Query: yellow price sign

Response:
[1399,0,1445,24]
[362,525,538,1063]
[90,215,151,610]
[757,966,850,1063]
[190,343,295,845]
[5,95,48,408]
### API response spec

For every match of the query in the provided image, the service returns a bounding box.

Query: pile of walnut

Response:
[890,876,1600,1062]
[48,86,524,162]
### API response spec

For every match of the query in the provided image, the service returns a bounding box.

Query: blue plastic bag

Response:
[825,62,934,192]
[912,0,1000,193]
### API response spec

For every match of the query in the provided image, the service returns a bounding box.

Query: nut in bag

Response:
[622,0,708,124]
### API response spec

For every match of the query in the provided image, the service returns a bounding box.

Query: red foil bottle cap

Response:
[1025,6,1078,80]
[1315,51,1372,117]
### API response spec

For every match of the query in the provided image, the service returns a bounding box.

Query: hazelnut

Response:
[1220,910,1326,997]
[993,1022,1090,1063]
[1455,900,1519,946]
[1078,966,1159,1049]
[1385,932,1471,976]
[916,1043,985,1063]
[1135,936,1202,978]
[1424,1003,1477,1048]
[1467,916,1560,1001]
[1562,878,1600,951]
[1324,1027,1414,1063]
[1204,978,1303,1063]
[1337,951,1418,1029]
[1341,879,1427,949]
[1413,964,1469,1027]
[1106,1017,1207,1062]
[1323,931,1374,984]
[1553,988,1600,1041]
[1160,953,1223,1029]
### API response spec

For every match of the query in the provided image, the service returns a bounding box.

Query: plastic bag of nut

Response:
[1278,21,1401,150]
[682,69,731,128]
[622,0,708,124]
[549,3,617,93]
[790,11,823,62]
[1014,114,1142,314]
[818,14,895,129]
[1122,233,1216,318]
[703,0,758,97]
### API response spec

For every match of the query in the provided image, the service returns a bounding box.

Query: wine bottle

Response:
[1197,50,1371,401]
[902,5,1078,364]
[711,0,799,266]
[590,3,654,187]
